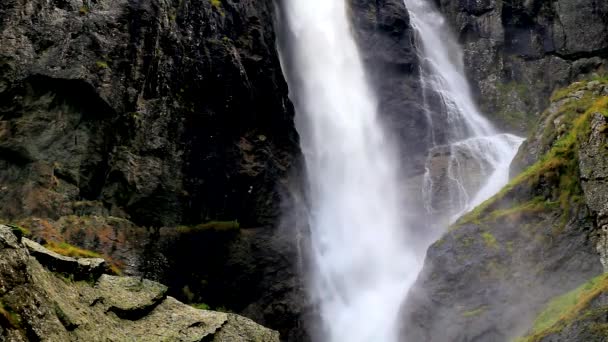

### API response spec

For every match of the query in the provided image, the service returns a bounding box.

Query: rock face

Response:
[401,80,608,341]
[0,0,298,228]
[0,224,279,341]
[434,0,608,134]
[349,0,428,176]
[0,0,306,338]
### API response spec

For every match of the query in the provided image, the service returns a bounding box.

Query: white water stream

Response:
[279,0,524,341]
[404,0,524,221]
[280,1,417,341]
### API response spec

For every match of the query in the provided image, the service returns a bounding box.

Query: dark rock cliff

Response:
[434,0,608,134]
[0,0,305,339]
[349,0,428,177]
[0,0,299,227]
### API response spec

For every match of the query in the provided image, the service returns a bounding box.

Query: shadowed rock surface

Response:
[434,0,608,134]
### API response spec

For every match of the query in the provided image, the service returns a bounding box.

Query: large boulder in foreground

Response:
[0,224,279,341]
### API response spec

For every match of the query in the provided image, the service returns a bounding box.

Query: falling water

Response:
[278,1,417,341]
[404,0,525,222]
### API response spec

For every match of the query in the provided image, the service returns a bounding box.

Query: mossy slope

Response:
[402,80,608,342]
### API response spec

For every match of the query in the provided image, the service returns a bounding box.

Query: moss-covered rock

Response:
[519,274,608,342]
[401,80,608,342]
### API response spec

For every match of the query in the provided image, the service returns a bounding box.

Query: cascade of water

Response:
[278,1,417,341]
[404,0,524,221]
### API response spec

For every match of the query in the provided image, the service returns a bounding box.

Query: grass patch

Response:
[481,232,498,249]
[5,223,31,240]
[95,61,108,69]
[190,303,210,310]
[45,241,102,259]
[176,220,240,234]
[44,241,123,275]
[520,274,608,341]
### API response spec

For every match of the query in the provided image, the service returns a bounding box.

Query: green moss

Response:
[481,232,498,249]
[176,220,240,234]
[209,0,224,16]
[520,274,608,342]
[190,303,210,310]
[78,5,89,15]
[5,223,31,239]
[461,306,487,318]
[45,241,123,275]
[95,61,108,69]
[0,301,22,329]
[45,241,103,259]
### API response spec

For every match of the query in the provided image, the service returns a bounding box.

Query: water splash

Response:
[278,1,417,341]
[404,0,524,222]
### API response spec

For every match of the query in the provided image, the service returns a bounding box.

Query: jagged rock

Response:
[433,0,608,134]
[23,238,107,280]
[0,224,280,341]
[401,80,608,341]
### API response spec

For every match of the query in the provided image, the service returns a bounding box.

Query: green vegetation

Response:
[462,306,487,318]
[0,301,22,329]
[95,61,108,69]
[78,5,89,15]
[5,223,31,239]
[481,232,498,249]
[209,0,224,16]
[45,241,123,275]
[176,220,240,234]
[520,274,608,341]
[45,241,103,259]
[454,83,608,232]
[190,303,210,310]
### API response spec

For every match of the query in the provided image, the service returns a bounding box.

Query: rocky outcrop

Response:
[401,80,608,341]
[434,0,608,134]
[0,224,279,341]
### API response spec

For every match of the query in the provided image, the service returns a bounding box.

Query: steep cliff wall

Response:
[0,0,306,339]
[0,0,299,227]
[435,0,608,134]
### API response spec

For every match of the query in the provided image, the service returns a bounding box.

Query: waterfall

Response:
[278,1,417,341]
[404,0,525,222]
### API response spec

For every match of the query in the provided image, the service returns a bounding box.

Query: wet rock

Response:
[433,0,608,134]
